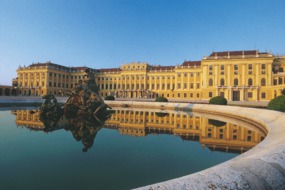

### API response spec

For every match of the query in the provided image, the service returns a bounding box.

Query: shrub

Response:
[267,95,285,112]
[155,96,168,102]
[209,96,227,105]
[282,89,285,95]
[155,112,169,117]
[104,95,115,101]
[208,119,227,127]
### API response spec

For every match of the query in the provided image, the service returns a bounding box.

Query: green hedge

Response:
[155,112,169,117]
[268,95,285,112]
[104,95,115,100]
[209,96,227,105]
[208,119,227,127]
[155,96,168,102]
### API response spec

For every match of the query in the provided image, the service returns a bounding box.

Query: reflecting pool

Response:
[0,108,265,190]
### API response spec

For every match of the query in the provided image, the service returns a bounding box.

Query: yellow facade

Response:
[105,109,265,152]
[14,109,265,153]
[16,50,285,101]
[202,51,277,101]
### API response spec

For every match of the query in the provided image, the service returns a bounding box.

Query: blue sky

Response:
[1,0,285,85]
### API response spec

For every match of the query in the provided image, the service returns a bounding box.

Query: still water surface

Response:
[0,108,264,190]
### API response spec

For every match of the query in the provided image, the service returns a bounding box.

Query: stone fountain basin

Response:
[105,101,285,190]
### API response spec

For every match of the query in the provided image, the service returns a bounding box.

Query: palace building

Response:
[15,50,285,101]
[13,109,265,153]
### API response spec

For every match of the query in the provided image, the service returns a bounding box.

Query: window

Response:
[248,78,253,86]
[209,79,213,86]
[196,83,200,89]
[234,79,239,86]
[248,64,252,70]
[220,79,225,86]
[221,65,224,70]
[184,83,187,89]
[261,92,266,99]
[261,78,266,86]
[190,83,194,89]
[167,84,170,89]
[248,92,252,98]
[184,93,187,98]
[234,65,238,70]
[279,78,283,85]
[262,64,266,70]
[209,92,213,98]
[209,65,213,70]
[220,92,225,98]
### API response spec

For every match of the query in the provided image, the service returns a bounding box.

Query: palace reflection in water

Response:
[12,108,266,153]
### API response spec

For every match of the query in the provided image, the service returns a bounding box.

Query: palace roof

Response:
[209,50,256,57]
[98,68,121,73]
[181,61,201,67]
[151,65,175,71]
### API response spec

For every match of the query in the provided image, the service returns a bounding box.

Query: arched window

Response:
[209,78,213,86]
[220,78,225,86]
[248,78,253,86]
[261,78,266,86]
[234,78,239,86]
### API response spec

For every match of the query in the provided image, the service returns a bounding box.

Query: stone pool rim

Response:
[105,101,285,190]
